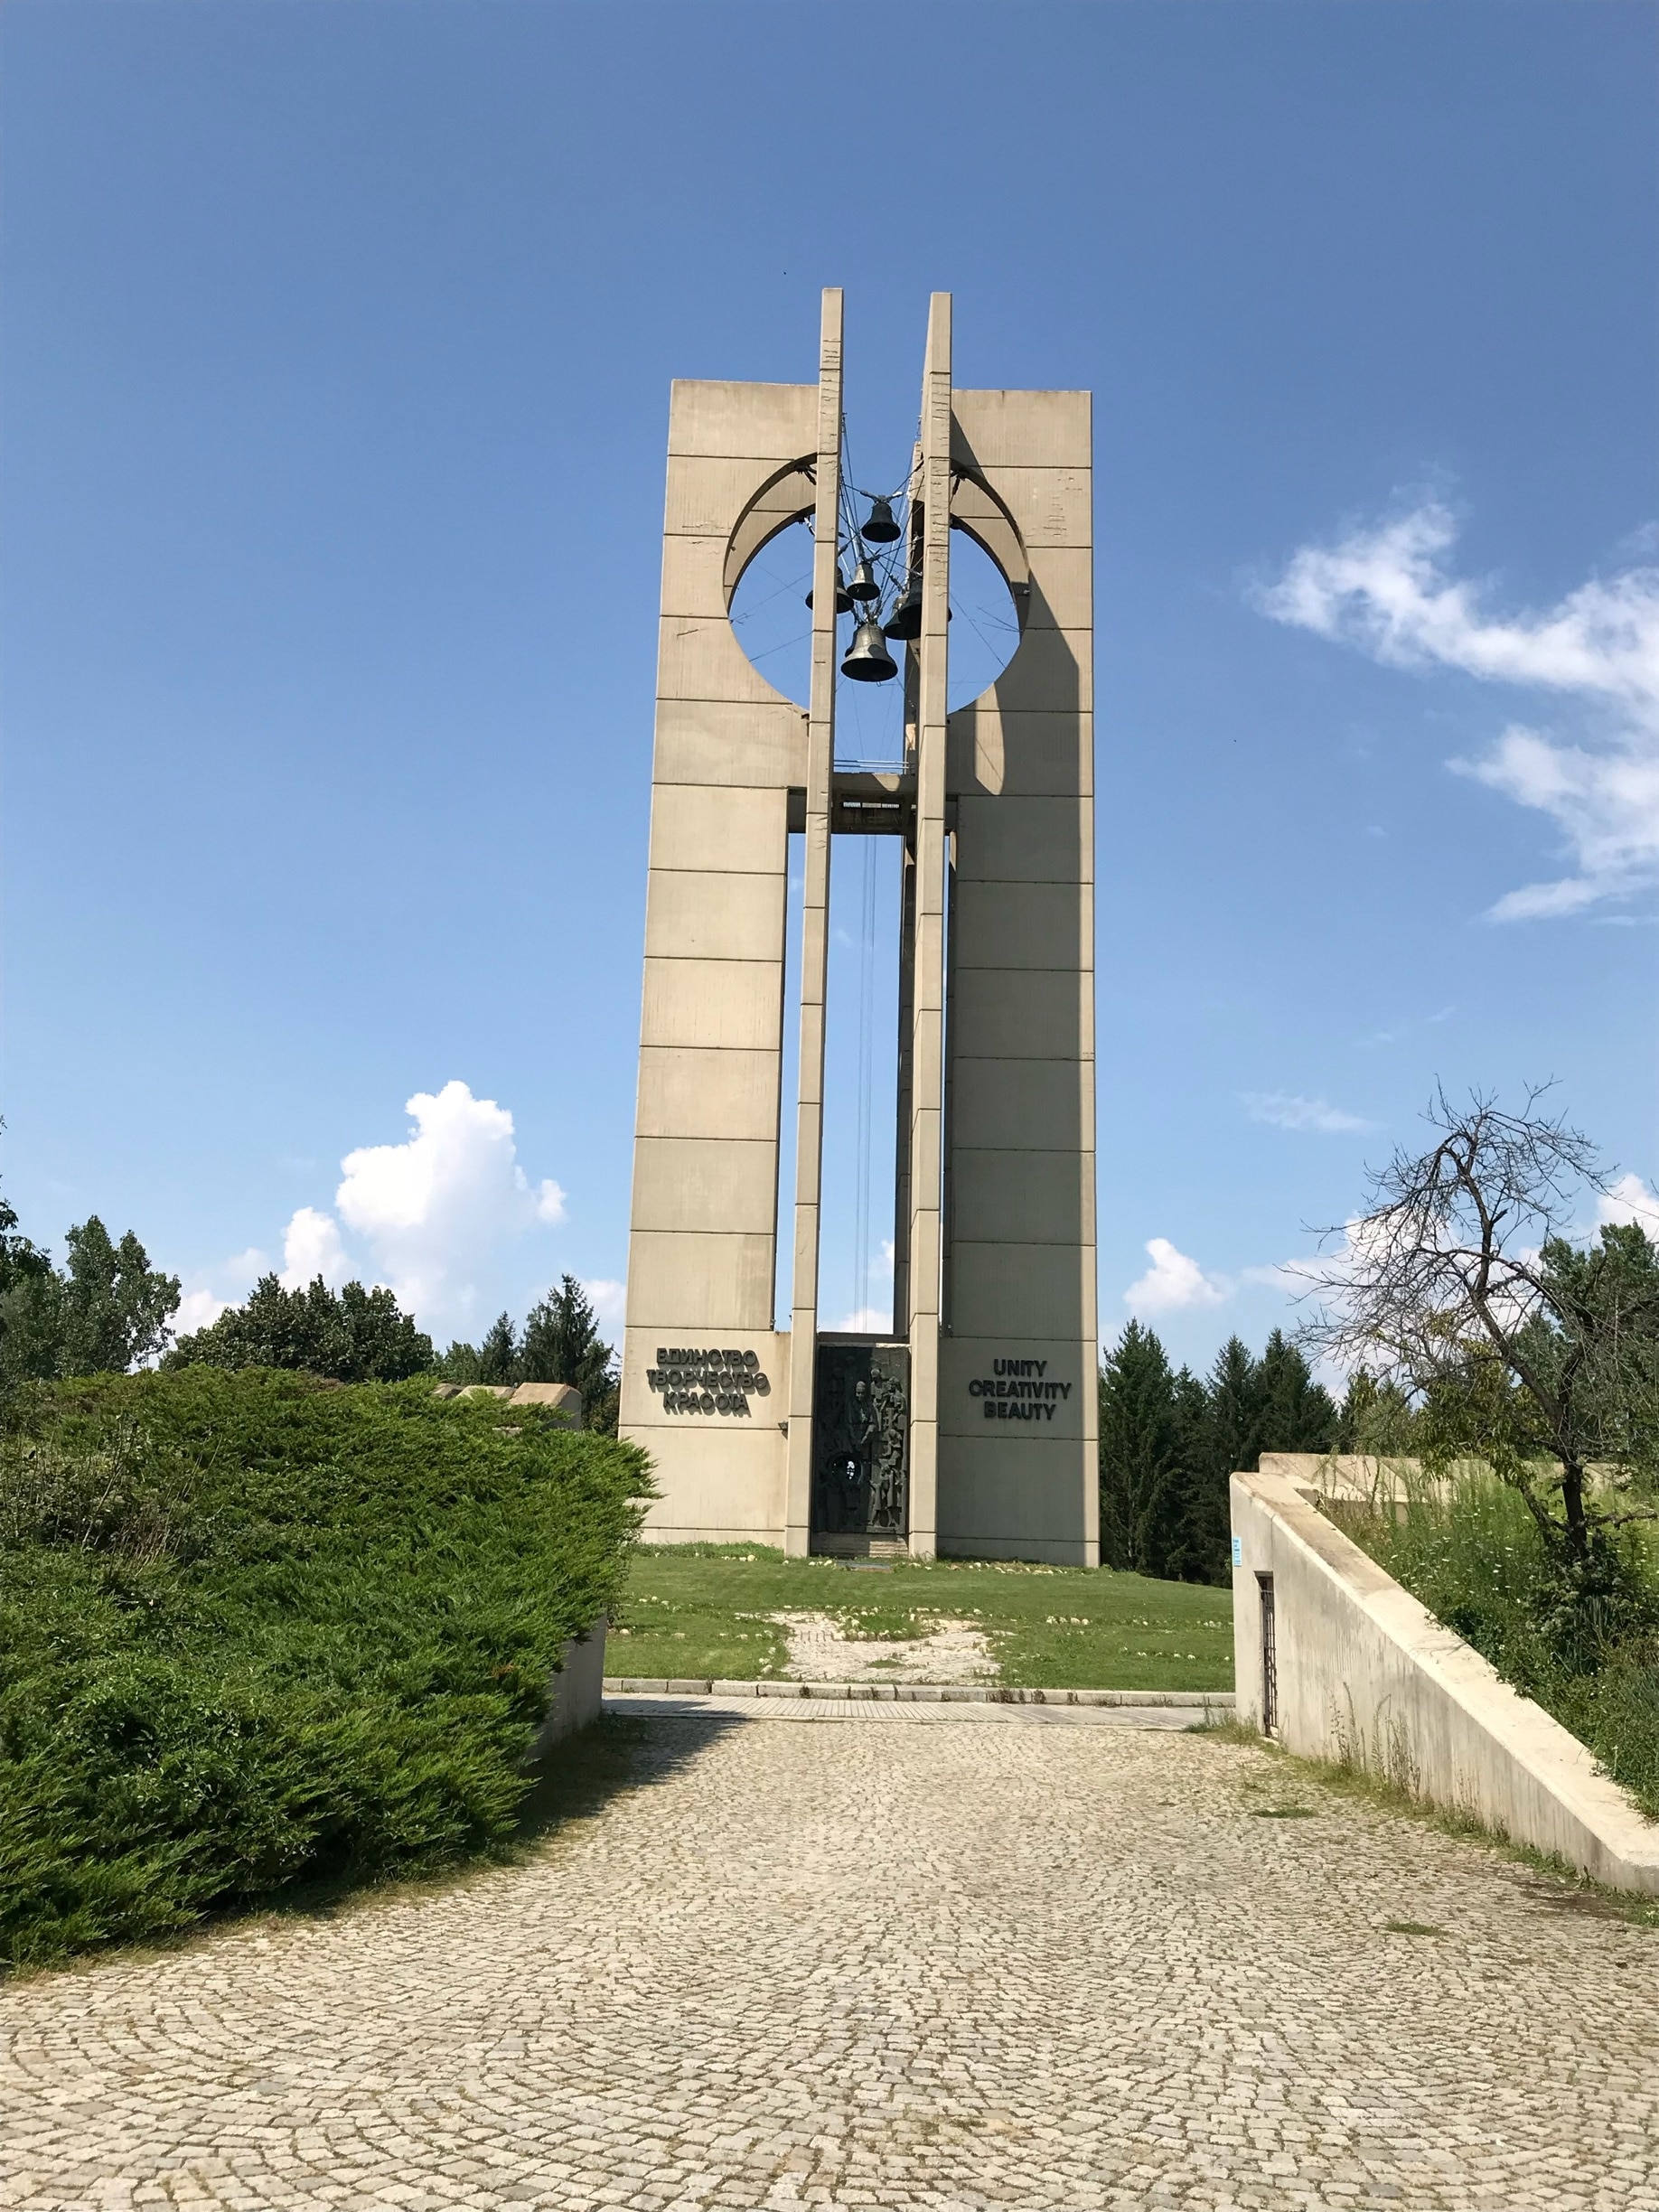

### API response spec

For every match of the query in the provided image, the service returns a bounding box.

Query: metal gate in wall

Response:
[811,1340,909,1549]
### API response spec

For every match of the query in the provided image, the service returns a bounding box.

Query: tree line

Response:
[1098,1324,1342,1583]
[0,1186,619,1431]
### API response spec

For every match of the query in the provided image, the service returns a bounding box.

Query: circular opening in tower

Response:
[726,519,1022,759]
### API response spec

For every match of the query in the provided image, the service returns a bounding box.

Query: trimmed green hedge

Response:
[0,1369,651,1965]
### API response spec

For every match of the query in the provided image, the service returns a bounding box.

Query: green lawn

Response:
[611,1546,1233,1691]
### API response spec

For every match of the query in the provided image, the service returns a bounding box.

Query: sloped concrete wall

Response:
[1231,1467,1659,1894]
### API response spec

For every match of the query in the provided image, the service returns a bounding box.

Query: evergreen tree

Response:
[475,1313,520,1385]
[169,1274,432,1382]
[1169,1362,1229,1583]
[1205,1335,1264,1484]
[1098,1321,1183,1576]
[521,1274,618,1430]
[1336,1370,1420,1454]
[1256,1328,1337,1454]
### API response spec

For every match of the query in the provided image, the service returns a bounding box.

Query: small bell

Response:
[883,574,923,641]
[863,495,901,544]
[840,618,898,683]
[805,570,854,615]
[846,558,880,603]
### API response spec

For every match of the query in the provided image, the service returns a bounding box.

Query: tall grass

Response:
[1336,1467,1659,1820]
[0,1369,651,1966]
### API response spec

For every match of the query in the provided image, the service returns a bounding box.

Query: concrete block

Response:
[947,706,1092,800]
[667,380,815,461]
[950,1054,1093,1156]
[623,1230,777,1331]
[651,698,806,790]
[992,627,1093,717]
[629,1420,786,1543]
[948,1239,1094,1342]
[640,956,783,1052]
[657,531,733,622]
[1021,548,1093,631]
[509,1382,583,1424]
[645,867,786,962]
[951,881,1090,975]
[635,1045,783,1143]
[948,1146,1093,1248]
[657,614,792,710]
[649,782,789,877]
[949,967,1092,1064]
[966,465,1092,548]
[953,798,1092,887]
[951,389,1092,471]
[630,1135,778,1236]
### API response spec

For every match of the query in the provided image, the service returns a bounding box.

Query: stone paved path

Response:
[4,1701,1657,2211]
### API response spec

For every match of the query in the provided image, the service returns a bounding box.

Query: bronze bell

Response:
[840,618,898,683]
[863,495,901,544]
[883,574,923,641]
[805,570,854,615]
[846,558,880,603]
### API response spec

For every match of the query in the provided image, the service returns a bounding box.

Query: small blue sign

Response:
[1231,1536,1243,1567]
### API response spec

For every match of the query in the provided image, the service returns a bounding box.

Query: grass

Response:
[1332,1470,1659,1823]
[610,1543,1233,1690]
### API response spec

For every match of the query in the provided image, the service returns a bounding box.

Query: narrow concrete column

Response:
[783,287,844,1558]
[905,292,951,1560]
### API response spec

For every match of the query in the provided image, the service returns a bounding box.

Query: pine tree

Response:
[1168,1363,1229,1583]
[1098,1321,1183,1576]
[1256,1328,1337,1454]
[475,1314,520,1385]
[521,1275,618,1432]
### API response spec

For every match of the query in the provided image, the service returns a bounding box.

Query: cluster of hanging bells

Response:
[802,494,931,685]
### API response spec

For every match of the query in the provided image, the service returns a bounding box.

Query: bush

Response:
[0,1368,651,1966]
[1338,1469,1659,1820]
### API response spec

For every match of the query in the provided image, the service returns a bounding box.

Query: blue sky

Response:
[5,0,1656,1372]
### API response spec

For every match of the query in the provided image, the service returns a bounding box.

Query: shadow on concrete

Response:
[515,1705,746,1848]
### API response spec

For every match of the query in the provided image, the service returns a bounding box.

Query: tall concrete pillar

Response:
[782,291,844,1557]
[904,293,952,1561]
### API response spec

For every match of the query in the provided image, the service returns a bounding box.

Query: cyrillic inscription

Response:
[647,1346,771,1418]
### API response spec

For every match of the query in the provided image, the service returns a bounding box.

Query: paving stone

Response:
[2,1709,1657,2207]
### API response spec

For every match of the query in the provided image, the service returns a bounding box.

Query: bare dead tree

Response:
[1296,1085,1659,1561]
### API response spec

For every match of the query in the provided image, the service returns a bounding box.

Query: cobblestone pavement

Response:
[5,1701,1658,2211]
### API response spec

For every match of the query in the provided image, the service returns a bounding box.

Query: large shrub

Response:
[0,1369,650,1966]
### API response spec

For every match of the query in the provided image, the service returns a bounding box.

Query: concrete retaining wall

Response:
[1231,1467,1659,1894]
[530,1619,608,1757]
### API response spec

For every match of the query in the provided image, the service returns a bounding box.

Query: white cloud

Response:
[173,1245,269,1338]
[835,1306,895,1334]
[331,1081,567,1334]
[1598,1172,1659,1233]
[279,1205,351,1290]
[1243,1092,1375,1134]
[1123,1238,1231,1317]
[583,1278,627,1326]
[1259,501,1659,916]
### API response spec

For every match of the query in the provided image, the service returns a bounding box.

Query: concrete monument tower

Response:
[619,291,1098,1564]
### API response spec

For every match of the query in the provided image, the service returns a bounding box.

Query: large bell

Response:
[846,558,880,603]
[840,617,898,683]
[883,574,923,641]
[805,570,854,615]
[863,495,901,544]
